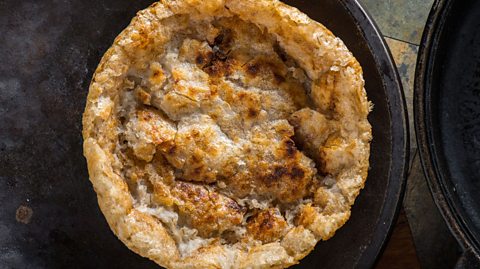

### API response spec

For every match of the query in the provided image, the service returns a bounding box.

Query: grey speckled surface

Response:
[360,0,435,45]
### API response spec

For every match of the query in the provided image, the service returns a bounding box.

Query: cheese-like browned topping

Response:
[119,17,320,240]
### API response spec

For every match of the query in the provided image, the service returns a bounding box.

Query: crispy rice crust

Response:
[82,1,372,268]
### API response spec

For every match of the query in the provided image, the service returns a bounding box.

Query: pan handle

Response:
[455,249,480,269]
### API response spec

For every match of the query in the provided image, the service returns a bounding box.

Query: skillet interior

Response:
[0,0,407,268]
[418,0,480,252]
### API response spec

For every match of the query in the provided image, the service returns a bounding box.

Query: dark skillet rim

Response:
[414,0,480,257]
[340,1,410,268]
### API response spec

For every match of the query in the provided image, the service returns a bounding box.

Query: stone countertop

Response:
[360,0,429,154]
[359,1,461,268]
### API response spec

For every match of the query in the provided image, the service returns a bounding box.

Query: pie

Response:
[82,0,372,268]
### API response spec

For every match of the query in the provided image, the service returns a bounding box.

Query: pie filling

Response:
[111,15,351,256]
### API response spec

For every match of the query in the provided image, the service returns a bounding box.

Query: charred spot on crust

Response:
[213,29,233,49]
[274,73,286,84]
[237,92,246,100]
[201,29,235,75]
[291,167,305,179]
[245,59,286,84]
[261,175,274,186]
[193,166,203,175]
[196,54,206,65]
[274,42,288,62]
[195,54,207,66]
[209,29,234,62]
[284,139,297,158]
[247,108,259,118]
[273,166,288,178]
[210,114,219,120]
[246,63,260,76]
[262,166,290,186]
[204,62,221,76]
[167,145,177,155]
[213,31,225,46]
[259,212,275,229]
[261,163,307,187]
[204,59,234,77]
[221,230,239,244]
[318,157,329,177]
[195,51,214,67]
[213,48,230,61]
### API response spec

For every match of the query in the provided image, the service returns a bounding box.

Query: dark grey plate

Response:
[0,0,408,268]
[415,0,480,266]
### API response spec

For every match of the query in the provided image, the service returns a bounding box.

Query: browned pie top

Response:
[82,0,372,268]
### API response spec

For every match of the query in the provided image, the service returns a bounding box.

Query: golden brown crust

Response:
[247,208,288,243]
[82,0,372,268]
[171,181,246,237]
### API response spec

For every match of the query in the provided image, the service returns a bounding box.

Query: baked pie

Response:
[82,0,372,268]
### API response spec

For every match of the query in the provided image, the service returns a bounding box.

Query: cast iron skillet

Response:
[415,0,480,267]
[0,0,408,268]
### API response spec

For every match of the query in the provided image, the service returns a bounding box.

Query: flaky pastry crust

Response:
[82,0,372,268]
